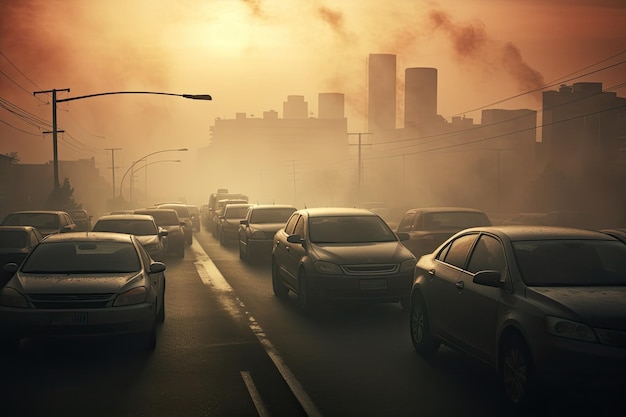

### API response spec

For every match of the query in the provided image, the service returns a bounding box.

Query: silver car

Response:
[0,232,166,350]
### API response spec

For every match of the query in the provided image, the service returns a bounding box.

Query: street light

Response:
[32,89,212,189]
[130,159,181,206]
[119,148,188,205]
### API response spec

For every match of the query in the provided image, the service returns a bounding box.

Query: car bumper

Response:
[306,271,414,302]
[532,335,626,382]
[0,303,156,339]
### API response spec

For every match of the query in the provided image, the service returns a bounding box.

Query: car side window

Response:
[284,214,299,235]
[442,234,477,269]
[293,215,305,237]
[466,234,506,275]
[397,213,415,232]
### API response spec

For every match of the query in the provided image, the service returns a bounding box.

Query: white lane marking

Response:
[240,371,270,417]
[191,240,323,417]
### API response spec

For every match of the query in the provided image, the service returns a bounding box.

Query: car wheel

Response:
[219,230,226,246]
[297,269,316,313]
[177,243,185,259]
[409,293,440,356]
[501,334,535,407]
[272,259,289,298]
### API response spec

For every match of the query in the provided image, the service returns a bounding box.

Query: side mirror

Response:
[472,270,503,288]
[2,263,18,274]
[286,234,304,244]
[240,219,249,226]
[149,262,166,274]
[396,232,410,241]
[159,228,169,237]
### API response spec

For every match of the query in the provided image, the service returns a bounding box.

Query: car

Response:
[0,232,166,350]
[408,225,626,407]
[134,209,186,259]
[212,198,250,237]
[238,204,297,263]
[0,210,77,237]
[206,189,249,232]
[92,214,167,261]
[133,208,187,259]
[0,225,44,271]
[155,203,193,245]
[396,207,492,259]
[271,207,417,312]
[186,205,201,232]
[217,203,254,246]
[68,209,92,232]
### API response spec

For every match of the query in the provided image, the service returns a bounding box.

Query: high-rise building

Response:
[404,67,438,128]
[318,93,345,119]
[368,54,396,132]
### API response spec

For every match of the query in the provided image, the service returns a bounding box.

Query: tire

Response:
[272,259,289,298]
[297,270,316,313]
[239,240,245,260]
[219,229,226,246]
[501,334,535,407]
[177,243,185,259]
[409,293,440,356]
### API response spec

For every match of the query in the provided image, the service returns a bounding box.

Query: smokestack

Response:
[404,67,438,128]
[368,54,396,132]
[318,93,345,119]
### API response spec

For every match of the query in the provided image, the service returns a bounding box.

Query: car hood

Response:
[310,241,414,264]
[527,286,626,330]
[11,272,143,294]
[136,235,160,246]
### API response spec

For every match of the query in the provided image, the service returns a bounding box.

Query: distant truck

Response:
[205,189,249,231]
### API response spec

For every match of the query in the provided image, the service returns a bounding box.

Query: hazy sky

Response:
[1,0,625,178]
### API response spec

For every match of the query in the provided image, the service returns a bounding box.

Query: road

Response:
[0,228,623,417]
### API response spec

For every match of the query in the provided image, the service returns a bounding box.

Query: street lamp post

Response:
[129,159,181,206]
[32,89,211,189]
[119,148,188,206]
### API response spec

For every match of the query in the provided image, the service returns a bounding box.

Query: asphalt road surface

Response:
[0,227,624,417]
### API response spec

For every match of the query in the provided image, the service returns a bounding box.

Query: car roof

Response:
[404,207,488,214]
[299,207,378,217]
[41,231,136,243]
[135,208,178,215]
[95,214,156,222]
[250,204,296,210]
[0,225,39,232]
[4,210,69,215]
[463,225,617,241]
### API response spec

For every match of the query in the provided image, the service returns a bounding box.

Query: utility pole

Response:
[34,88,70,189]
[348,132,372,203]
[106,148,122,202]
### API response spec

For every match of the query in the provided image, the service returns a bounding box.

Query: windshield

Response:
[309,216,397,244]
[21,241,140,273]
[422,212,491,230]
[249,208,295,223]
[136,211,178,226]
[513,239,626,286]
[225,207,250,218]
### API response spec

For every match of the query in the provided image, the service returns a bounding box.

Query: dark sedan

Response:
[409,225,626,407]
[0,226,44,269]
[0,232,166,350]
[272,207,417,312]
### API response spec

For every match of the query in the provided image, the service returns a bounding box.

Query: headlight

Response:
[400,258,417,272]
[314,261,342,274]
[113,286,148,306]
[545,316,598,343]
[0,287,29,308]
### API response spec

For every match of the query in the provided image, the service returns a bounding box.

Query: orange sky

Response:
[1,0,625,180]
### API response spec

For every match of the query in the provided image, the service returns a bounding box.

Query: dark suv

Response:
[134,208,186,259]
[156,203,193,245]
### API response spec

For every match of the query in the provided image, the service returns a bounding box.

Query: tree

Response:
[45,178,82,211]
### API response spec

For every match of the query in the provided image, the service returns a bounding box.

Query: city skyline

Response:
[1,0,624,178]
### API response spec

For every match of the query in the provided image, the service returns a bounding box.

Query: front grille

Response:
[28,293,115,309]
[341,264,399,275]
